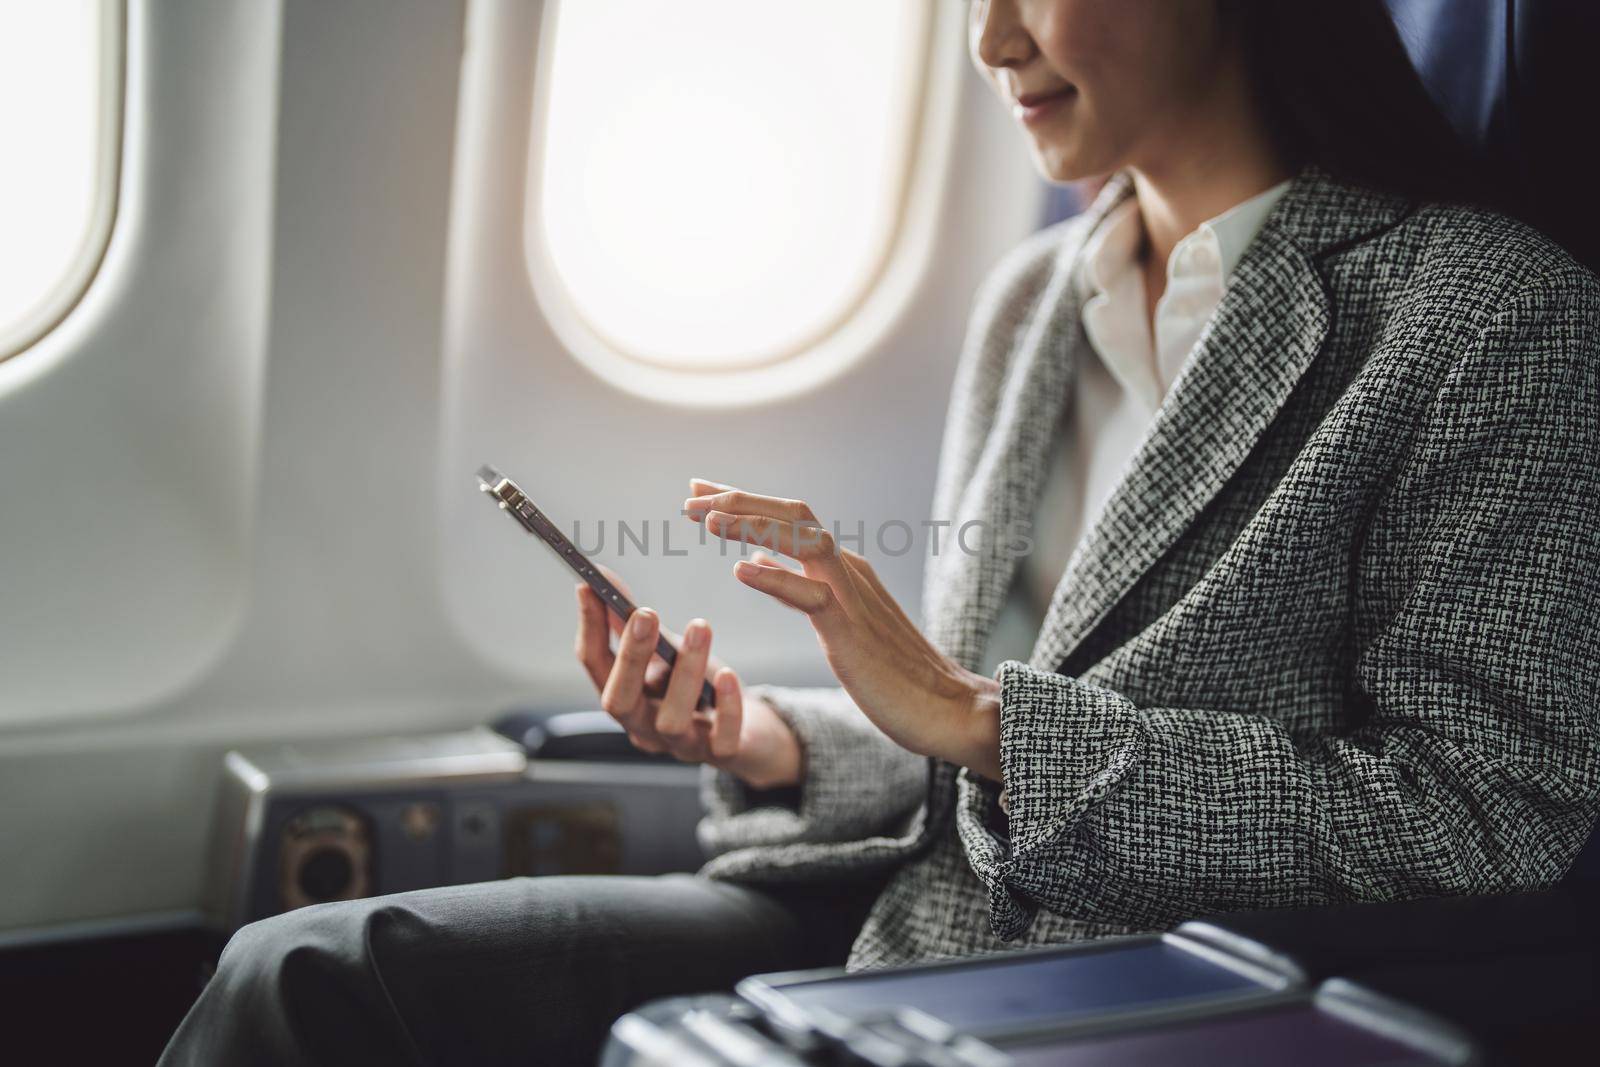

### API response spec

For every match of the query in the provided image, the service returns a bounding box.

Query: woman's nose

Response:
[972,0,1035,72]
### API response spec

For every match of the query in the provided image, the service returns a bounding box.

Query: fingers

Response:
[688,477,737,497]
[573,584,615,692]
[698,511,848,574]
[683,489,858,606]
[734,557,841,624]
[591,577,685,652]
[624,729,666,755]
[707,667,744,762]
[600,608,657,732]
[581,588,667,751]
[683,489,852,588]
[749,549,799,573]
[579,558,731,761]
[643,657,672,698]
[655,618,713,743]
[684,489,815,526]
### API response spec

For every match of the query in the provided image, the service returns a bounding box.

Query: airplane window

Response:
[0,1,121,362]
[532,0,934,376]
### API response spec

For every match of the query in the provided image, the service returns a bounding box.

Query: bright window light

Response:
[0,0,119,361]
[534,0,931,371]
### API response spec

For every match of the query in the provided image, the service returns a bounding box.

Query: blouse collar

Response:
[1074,179,1293,304]
[1072,179,1293,408]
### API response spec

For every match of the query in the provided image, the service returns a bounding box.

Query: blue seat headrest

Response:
[1385,0,1600,273]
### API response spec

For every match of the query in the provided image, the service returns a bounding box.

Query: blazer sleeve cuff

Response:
[957,661,1146,937]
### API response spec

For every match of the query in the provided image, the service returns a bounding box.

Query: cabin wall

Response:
[0,0,1042,936]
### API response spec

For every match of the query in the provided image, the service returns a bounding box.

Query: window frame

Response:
[0,0,125,364]
[521,0,965,408]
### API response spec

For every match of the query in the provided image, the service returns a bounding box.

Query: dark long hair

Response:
[1224,0,1506,212]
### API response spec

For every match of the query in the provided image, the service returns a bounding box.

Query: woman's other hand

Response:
[683,481,1004,781]
[573,567,802,790]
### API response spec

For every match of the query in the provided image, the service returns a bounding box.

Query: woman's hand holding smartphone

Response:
[476,465,802,788]
[572,565,803,790]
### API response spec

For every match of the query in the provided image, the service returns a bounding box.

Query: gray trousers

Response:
[158,873,883,1067]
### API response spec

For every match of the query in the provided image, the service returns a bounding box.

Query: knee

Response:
[212,900,386,1014]
[172,902,425,1066]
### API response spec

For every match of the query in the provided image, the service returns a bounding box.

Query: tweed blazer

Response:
[697,164,1600,972]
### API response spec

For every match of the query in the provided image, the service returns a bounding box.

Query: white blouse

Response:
[982,179,1293,672]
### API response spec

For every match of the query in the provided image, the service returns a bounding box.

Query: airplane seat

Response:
[1382,0,1600,275]
[1383,0,1600,883]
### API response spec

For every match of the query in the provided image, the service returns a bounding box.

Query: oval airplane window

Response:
[0,0,121,363]
[531,0,937,381]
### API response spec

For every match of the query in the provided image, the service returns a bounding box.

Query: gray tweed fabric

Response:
[697,164,1600,971]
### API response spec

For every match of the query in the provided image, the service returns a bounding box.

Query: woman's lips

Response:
[1013,86,1077,126]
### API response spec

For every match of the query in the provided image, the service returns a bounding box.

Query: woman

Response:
[161,1,1600,1063]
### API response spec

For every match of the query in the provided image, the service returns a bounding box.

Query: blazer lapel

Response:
[927,177,1136,671]
[1029,166,1409,672]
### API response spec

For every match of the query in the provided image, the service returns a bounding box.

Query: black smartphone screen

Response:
[476,465,716,709]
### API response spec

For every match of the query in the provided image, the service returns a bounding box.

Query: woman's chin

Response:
[1027,141,1102,185]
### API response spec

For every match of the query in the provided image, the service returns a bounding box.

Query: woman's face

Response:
[968,0,1233,182]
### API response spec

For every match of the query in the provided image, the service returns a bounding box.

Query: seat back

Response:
[1384,0,1600,273]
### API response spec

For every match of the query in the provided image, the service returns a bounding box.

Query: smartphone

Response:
[476,465,716,709]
